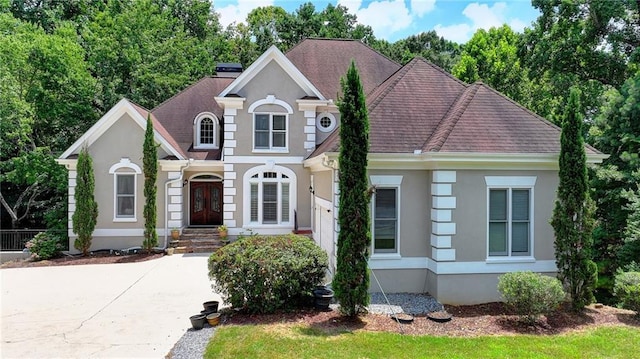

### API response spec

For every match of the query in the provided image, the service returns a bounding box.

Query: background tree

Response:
[551,87,597,310]
[590,71,640,271]
[72,147,97,256]
[333,61,371,317]
[452,25,527,104]
[142,114,158,252]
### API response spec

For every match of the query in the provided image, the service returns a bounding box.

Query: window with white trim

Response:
[370,175,403,255]
[194,112,219,149]
[316,112,337,133]
[245,166,295,226]
[254,113,287,150]
[109,158,141,222]
[485,176,536,258]
[116,174,135,218]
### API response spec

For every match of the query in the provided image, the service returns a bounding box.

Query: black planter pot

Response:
[203,301,219,313]
[189,314,207,330]
[312,287,334,311]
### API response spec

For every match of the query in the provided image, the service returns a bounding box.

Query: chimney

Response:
[215,63,243,78]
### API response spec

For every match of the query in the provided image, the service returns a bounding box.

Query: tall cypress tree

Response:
[334,61,371,317]
[142,114,158,252]
[551,87,597,311]
[72,146,97,256]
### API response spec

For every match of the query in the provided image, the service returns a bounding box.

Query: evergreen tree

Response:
[142,114,158,252]
[333,61,371,317]
[551,87,597,311]
[72,146,97,256]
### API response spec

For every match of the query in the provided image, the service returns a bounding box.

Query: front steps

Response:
[171,228,225,254]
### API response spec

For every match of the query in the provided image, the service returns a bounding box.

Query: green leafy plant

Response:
[551,87,597,311]
[334,61,371,317]
[613,271,640,316]
[26,232,62,260]
[208,234,328,314]
[142,114,158,253]
[498,271,565,323]
[72,147,98,255]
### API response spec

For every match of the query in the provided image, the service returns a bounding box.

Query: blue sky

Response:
[212,0,541,43]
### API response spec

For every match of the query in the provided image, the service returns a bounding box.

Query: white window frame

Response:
[370,175,403,258]
[316,112,337,133]
[243,165,296,228]
[109,158,142,222]
[484,176,536,262]
[193,112,219,149]
[248,95,293,153]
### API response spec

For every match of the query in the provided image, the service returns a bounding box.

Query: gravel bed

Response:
[167,293,442,358]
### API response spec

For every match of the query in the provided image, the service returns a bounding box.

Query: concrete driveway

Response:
[1,253,221,358]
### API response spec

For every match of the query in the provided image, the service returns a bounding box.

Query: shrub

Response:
[25,232,62,260]
[498,271,565,323]
[613,271,640,315]
[208,234,328,314]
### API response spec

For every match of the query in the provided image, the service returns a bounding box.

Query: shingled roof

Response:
[286,38,401,99]
[309,56,601,157]
[152,77,234,160]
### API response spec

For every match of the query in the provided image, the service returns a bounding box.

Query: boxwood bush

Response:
[613,271,640,316]
[498,271,565,323]
[208,234,328,314]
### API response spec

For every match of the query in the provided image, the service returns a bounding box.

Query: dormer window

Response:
[194,112,219,149]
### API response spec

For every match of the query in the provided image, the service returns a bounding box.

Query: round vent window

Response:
[316,112,336,132]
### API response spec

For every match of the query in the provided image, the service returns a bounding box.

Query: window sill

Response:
[370,253,402,260]
[252,149,289,154]
[113,218,137,223]
[485,256,535,264]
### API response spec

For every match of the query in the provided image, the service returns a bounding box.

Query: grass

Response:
[204,325,640,358]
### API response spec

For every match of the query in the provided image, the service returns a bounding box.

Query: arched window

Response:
[243,165,296,226]
[248,96,293,152]
[194,112,219,149]
[109,158,142,222]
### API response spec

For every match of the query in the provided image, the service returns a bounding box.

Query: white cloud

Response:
[356,0,413,37]
[434,23,472,44]
[462,2,506,30]
[411,0,436,17]
[214,0,274,28]
[337,0,363,13]
[435,2,528,43]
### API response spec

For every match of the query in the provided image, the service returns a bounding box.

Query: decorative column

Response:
[431,170,456,261]
[166,171,183,229]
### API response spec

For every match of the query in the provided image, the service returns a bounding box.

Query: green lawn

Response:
[204,325,639,359]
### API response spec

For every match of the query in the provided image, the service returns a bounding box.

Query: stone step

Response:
[173,239,219,247]
[174,245,223,254]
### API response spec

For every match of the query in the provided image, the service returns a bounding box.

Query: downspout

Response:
[156,158,193,251]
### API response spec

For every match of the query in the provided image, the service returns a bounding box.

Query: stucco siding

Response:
[232,60,309,157]
[312,170,333,201]
[368,169,431,258]
[452,170,558,262]
[368,269,428,293]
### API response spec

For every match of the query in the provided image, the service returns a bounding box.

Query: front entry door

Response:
[190,182,222,226]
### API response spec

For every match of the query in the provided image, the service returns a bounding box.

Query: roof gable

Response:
[219,45,324,99]
[286,38,401,99]
[59,99,185,160]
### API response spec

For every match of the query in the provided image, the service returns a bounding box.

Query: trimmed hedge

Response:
[208,234,328,314]
[498,271,565,323]
[613,271,640,315]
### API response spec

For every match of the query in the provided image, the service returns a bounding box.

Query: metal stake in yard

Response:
[369,267,405,335]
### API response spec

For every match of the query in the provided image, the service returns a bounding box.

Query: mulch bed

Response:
[221,302,640,337]
[1,252,164,268]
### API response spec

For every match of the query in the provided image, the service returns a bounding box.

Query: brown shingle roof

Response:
[152,77,234,160]
[309,57,601,157]
[130,101,186,159]
[286,38,401,99]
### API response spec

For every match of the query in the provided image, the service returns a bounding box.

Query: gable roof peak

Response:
[218,45,324,99]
